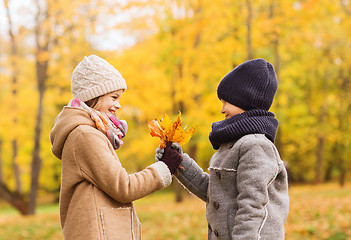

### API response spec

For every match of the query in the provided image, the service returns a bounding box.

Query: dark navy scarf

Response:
[209,109,279,150]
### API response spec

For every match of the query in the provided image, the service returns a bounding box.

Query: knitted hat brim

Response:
[74,79,127,102]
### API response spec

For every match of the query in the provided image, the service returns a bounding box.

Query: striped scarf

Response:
[68,98,127,149]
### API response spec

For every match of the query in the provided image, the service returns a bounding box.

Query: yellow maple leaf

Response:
[148,112,196,148]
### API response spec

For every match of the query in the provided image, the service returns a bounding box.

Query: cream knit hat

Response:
[71,55,127,102]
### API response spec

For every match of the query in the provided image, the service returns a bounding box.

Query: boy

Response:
[158,58,289,240]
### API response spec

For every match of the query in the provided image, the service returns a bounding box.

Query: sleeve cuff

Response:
[150,161,172,188]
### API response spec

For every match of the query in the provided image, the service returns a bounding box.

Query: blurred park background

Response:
[0,0,350,239]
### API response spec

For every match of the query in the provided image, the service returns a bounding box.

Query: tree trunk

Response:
[324,159,333,182]
[0,137,3,182]
[314,136,324,184]
[334,142,346,187]
[1,0,28,213]
[339,167,346,187]
[314,67,328,184]
[26,0,50,215]
[12,140,21,193]
[269,1,284,160]
[0,183,29,215]
[173,179,183,203]
[4,0,22,195]
[28,90,44,214]
[28,54,48,214]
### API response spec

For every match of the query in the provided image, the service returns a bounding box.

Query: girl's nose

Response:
[115,102,121,109]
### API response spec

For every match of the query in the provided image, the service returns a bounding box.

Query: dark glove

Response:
[155,142,183,161]
[160,143,183,174]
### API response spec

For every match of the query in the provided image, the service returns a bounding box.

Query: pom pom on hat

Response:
[217,58,278,111]
[71,55,127,102]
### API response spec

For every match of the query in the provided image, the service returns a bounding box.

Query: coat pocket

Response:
[100,207,135,240]
[209,167,238,200]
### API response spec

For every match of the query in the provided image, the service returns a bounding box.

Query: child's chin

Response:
[108,110,116,116]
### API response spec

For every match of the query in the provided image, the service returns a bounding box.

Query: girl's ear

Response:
[85,97,101,108]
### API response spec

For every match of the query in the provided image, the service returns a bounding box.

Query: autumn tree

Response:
[1,0,351,215]
[1,0,30,214]
[0,0,104,214]
[113,0,351,186]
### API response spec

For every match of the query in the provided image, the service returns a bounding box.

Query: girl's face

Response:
[220,100,245,119]
[95,89,124,115]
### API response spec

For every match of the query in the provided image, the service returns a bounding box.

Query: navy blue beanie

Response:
[217,58,278,111]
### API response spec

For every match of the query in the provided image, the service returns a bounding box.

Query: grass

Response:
[285,183,351,240]
[0,207,61,240]
[0,183,350,239]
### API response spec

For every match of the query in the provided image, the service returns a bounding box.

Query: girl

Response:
[157,59,289,240]
[50,55,181,240]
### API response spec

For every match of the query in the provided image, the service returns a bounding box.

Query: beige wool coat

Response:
[50,107,172,240]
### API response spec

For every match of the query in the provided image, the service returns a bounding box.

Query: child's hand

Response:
[155,142,183,161]
[159,143,183,175]
[170,142,183,154]
[155,147,164,162]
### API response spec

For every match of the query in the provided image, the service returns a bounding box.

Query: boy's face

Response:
[220,100,245,119]
[95,89,124,115]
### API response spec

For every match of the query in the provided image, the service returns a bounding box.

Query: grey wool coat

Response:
[176,134,289,240]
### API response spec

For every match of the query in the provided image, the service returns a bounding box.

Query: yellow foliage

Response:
[148,112,195,148]
[1,0,351,201]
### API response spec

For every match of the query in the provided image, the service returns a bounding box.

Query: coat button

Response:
[208,224,212,232]
[214,229,219,237]
[216,171,221,179]
[213,201,220,209]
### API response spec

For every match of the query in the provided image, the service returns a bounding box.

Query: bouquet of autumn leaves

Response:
[148,112,196,149]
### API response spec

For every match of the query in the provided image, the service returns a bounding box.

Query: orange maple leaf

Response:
[148,112,196,149]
